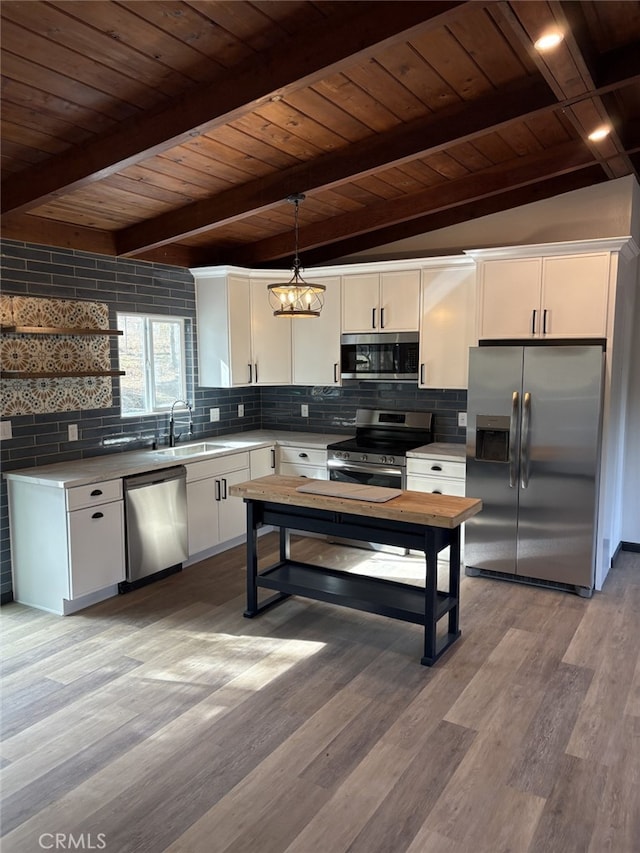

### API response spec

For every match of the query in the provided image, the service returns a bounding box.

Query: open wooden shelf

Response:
[1,370,125,379]
[1,325,122,336]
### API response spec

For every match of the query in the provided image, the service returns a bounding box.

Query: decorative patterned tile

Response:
[1,295,114,414]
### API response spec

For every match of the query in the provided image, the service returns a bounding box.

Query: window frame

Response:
[117,312,188,418]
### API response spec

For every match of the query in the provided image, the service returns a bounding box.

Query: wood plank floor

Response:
[1,537,639,853]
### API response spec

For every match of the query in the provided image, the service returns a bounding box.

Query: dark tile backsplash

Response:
[0,239,466,602]
[260,385,466,442]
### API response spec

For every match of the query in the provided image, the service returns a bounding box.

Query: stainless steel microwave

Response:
[340,332,419,383]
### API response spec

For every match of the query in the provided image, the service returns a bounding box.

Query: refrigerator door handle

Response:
[509,391,519,487]
[521,391,532,489]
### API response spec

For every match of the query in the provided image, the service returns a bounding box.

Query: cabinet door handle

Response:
[420,363,425,385]
[333,362,338,383]
[270,448,275,469]
[531,309,537,335]
[222,478,227,499]
[90,489,103,497]
[215,479,221,501]
[254,363,258,383]
[380,307,385,329]
[248,363,252,384]
[543,308,548,334]
[91,511,104,519]
[372,307,376,329]
[298,452,308,458]
[430,464,442,471]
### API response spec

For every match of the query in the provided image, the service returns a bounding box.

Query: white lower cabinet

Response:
[8,477,125,614]
[407,455,466,559]
[67,501,126,598]
[277,445,328,480]
[186,452,250,556]
[406,457,466,496]
[249,445,276,479]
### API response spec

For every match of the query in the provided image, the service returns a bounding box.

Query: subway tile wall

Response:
[0,239,466,603]
[260,385,466,443]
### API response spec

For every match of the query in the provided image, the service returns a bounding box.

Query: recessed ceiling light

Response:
[588,126,611,141]
[534,31,564,51]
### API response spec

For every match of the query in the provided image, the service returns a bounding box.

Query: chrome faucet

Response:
[169,400,193,447]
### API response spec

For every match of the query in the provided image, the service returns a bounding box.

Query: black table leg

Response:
[421,528,438,665]
[280,525,290,561]
[243,499,259,617]
[448,528,461,637]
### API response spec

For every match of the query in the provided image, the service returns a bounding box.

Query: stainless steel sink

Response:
[154,442,226,457]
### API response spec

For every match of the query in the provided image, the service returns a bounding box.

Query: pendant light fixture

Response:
[267,193,325,317]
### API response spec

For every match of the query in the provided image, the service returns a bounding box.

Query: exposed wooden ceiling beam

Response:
[295,167,608,265]
[0,213,116,256]
[116,64,639,257]
[220,140,598,265]
[498,0,638,181]
[0,0,467,217]
[115,76,558,256]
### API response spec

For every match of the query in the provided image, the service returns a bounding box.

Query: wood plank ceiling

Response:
[1,1,639,268]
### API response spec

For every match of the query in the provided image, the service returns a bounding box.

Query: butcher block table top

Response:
[229,475,482,529]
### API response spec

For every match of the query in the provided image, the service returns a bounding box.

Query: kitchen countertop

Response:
[3,430,351,489]
[231,475,481,528]
[408,442,466,462]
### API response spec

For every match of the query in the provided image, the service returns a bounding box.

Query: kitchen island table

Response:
[229,475,482,665]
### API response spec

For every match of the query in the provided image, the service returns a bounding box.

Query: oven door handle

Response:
[327,459,404,479]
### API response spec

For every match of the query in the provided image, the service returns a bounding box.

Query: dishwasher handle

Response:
[124,466,186,490]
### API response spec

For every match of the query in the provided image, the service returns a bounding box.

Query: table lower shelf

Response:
[245,559,457,626]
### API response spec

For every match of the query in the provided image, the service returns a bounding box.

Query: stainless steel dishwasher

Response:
[123,466,188,584]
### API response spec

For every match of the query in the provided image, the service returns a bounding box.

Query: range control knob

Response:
[361,454,368,462]
[343,452,350,459]
[380,456,387,463]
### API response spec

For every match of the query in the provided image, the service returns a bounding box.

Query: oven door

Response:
[326,458,407,553]
[327,458,405,490]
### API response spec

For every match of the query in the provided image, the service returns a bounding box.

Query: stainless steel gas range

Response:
[327,409,433,490]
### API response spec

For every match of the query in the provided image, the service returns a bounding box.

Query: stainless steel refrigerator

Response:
[465,345,604,596]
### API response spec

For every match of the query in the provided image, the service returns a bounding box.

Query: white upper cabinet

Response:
[249,277,292,385]
[473,248,612,340]
[419,261,476,389]
[193,269,291,387]
[292,276,341,386]
[541,253,611,338]
[476,258,541,339]
[342,269,420,332]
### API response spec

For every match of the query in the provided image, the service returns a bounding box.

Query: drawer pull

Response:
[432,490,442,495]
[430,465,442,471]
[91,511,104,519]
[90,489,103,496]
[298,452,308,458]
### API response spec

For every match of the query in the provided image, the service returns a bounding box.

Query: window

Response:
[117,313,187,416]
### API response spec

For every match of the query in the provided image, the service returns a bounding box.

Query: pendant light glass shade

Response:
[267,194,325,318]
